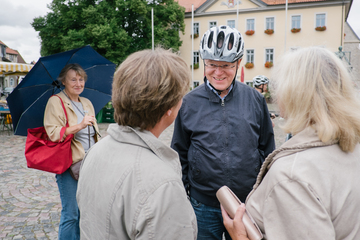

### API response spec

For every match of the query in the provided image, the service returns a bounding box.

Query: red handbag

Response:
[25,95,73,174]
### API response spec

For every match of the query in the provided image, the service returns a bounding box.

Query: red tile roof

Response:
[6,48,18,55]
[177,0,328,12]
[176,0,207,12]
[262,0,326,5]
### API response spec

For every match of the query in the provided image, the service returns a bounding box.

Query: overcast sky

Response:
[1,0,360,63]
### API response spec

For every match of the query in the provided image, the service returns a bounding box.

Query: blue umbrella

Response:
[7,45,116,136]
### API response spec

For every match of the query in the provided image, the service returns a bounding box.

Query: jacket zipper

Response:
[221,99,225,106]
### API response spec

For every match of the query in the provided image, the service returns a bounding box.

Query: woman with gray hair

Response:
[222,46,360,240]
[77,48,197,239]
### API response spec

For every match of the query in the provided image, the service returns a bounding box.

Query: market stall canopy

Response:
[0,62,33,75]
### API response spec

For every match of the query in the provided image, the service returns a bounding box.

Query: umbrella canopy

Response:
[7,45,116,136]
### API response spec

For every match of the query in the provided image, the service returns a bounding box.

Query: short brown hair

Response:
[112,48,190,130]
[58,63,87,84]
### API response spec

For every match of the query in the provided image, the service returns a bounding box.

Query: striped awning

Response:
[0,62,33,74]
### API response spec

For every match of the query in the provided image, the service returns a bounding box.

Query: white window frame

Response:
[246,18,255,31]
[315,13,326,28]
[227,19,236,29]
[209,21,217,29]
[193,22,200,35]
[265,17,275,30]
[291,15,301,29]
[246,49,255,63]
[10,77,14,87]
[265,48,274,63]
[193,51,199,65]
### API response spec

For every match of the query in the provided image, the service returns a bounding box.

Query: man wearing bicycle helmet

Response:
[253,75,269,94]
[171,26,275,240]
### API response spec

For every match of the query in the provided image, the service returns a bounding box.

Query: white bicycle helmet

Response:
[200,25,244,62]
[253,75,269,87]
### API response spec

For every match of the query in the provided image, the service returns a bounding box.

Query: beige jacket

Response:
[246,127,360,240]
[77,124,197,240]
[43,91,99,164]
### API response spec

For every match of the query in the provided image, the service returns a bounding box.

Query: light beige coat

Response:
[43,91,99,164]
[77,124,197,240]
[246,127,360,240]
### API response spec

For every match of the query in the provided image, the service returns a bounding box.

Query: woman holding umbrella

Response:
[44,63,100,240]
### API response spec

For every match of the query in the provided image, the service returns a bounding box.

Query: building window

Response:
[316,13,326,27]
[265,49,274,62]
[10,78,14,86]
[246,49,254,63]
[247,19,255,31]
[193,81,200,88]
[266,17,274,30]
[193,51,199,65]
[292,15,301,29]
[209,21,217,29]
[227,20,235,28]
[193,22,199,35]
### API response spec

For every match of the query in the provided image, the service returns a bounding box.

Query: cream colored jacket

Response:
[77,124,197,240]
[246,127,360,240]
[43,91,99,164]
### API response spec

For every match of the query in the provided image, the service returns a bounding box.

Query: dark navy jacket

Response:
[171,79,275,207]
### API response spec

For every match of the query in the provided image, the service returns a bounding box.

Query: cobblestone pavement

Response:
[0,104,286,239]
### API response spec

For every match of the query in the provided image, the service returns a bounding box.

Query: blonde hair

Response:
[271,46,360,152]
[112,48,190,130]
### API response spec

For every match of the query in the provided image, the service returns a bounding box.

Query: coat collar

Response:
[107,124,182,174]
[203,77,235,102]
[252,127,338,190]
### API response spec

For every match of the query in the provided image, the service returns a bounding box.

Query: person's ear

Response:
[236,59,242,69]
[166,109,172,117]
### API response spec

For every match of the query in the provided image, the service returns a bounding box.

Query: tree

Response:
[32,0,185,64]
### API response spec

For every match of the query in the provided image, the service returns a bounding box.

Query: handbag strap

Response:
[52,95,69,142]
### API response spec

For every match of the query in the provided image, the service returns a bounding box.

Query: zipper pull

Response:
[221,99,225,106]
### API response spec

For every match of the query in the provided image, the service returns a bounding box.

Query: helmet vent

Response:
[202,34,206,49]
[208,31,214,48]
[228,33,234,50]
[217,32,225,49]
[237,37,241,53]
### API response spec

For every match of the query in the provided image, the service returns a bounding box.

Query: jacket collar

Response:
[204,77,235,103]
[252,127,338,190]
[107,124,182,174]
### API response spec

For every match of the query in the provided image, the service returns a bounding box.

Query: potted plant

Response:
[315,26,326,31]
[245,30,255,36]
[291,28,301,33]
[190,63,199,69]
[264,29,274,35]
[190,33,199,38]
[245,62,254,69]
[265,61,273,68]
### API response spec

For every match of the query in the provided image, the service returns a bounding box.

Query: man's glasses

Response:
[204,62,236,70]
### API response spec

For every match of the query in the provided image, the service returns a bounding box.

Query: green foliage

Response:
[32,0,185,64]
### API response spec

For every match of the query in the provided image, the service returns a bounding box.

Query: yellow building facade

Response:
[177,0,352,87]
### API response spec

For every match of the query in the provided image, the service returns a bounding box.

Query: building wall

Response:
[179,0,346,87]
[344,22,360,85]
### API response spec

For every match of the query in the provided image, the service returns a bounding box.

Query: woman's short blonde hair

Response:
[272,46,360,152]
[58,63,87,84]
[112,48,190,130]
